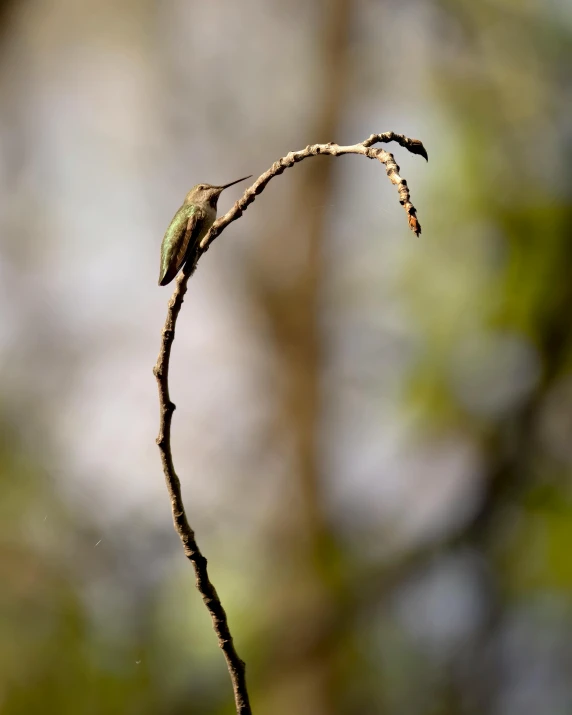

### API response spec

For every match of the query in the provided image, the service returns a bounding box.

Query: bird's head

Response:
[184,175,252,209]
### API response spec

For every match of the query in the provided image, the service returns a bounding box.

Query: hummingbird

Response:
[158,175,252,286]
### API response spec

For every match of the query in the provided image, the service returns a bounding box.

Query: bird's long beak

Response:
[219,175,252,191]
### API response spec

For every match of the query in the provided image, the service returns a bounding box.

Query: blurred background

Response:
[1,0,571,713]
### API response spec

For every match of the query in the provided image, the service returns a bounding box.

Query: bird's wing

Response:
[158,205,205,286]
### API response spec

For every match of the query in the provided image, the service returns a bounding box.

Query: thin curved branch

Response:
[152,290,251,714]
[199,131,427,256]
[153,132,427,715]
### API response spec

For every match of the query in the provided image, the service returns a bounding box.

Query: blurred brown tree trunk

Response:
[248,0,353,713]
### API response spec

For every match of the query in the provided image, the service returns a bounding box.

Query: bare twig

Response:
[153,288,251,714]
[153,132,427,715]
[199,132,427,256]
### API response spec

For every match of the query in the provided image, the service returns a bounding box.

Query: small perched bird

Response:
[158,175,252,286]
